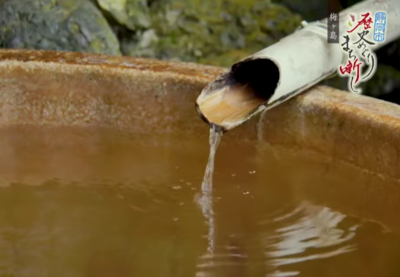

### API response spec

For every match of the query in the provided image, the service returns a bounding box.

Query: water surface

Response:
[0,126,399,277]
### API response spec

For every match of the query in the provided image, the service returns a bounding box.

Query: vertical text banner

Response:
[337,11,387,93]
[328,0,340,43]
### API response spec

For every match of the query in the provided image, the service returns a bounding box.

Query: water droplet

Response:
[349,225,360,231]
[248,170,256,174]
[179,202,185,205]
[173,186,182,190]
[175,166,179,169]
[231,174,236,177]
[173,218,179,221]
[186,182,192,185]
[180,179,184,182]
[243,191,250,195]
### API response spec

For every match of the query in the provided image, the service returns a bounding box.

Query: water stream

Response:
[201,126,223,194]
[196,125,223,265]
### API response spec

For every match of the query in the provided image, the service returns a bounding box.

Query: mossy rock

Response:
[0,0,121,55]
[97,0,151,30]
[100,0,302,67]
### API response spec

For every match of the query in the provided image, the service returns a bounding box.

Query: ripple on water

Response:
[0,176,391,277]
[195,200,360,277]
[265,202,357,271]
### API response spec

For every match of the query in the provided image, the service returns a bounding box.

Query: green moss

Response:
[70,22,80,34]
[98,0,151,30]
[198,50,253,67]
[100,0,302,66]
[90,38,104,53]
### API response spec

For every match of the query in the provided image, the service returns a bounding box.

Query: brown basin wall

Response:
[0,49,400,180]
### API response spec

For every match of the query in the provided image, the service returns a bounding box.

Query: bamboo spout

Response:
[196,0,400,132]
[195,59,280,131]
[195,21,342,132]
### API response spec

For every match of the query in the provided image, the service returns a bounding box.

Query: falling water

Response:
[196,125,223,271]
[257,109,267,142]
[201,125,223,194]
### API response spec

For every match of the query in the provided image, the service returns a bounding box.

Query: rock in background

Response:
[0,0,399,103]
[98,0,302,67]
[0,0,121,55]
[0,0,304,67]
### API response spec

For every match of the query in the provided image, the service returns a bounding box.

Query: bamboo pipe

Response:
[196,0,400,132]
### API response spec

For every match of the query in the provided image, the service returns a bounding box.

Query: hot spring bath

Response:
[1,50,400,277]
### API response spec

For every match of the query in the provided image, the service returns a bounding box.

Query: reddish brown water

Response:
[0,126,399,277]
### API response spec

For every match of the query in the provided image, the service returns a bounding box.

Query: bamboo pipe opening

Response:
[196,58,280,131]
